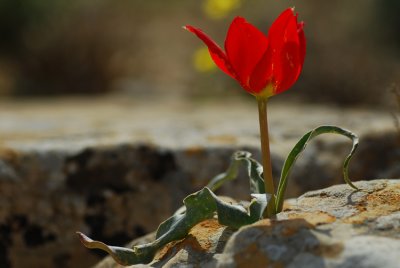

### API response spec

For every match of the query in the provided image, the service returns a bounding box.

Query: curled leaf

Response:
[249,193,270,221]
[206,151,265,194]
[78,185,268,265]
[76,232,146,265]
[275,125,360,212]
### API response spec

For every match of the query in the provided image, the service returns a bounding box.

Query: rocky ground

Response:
[96,179,400,268]
[0,96,398,267]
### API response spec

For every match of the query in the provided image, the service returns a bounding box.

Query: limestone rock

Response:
[0,97,398,267]
[95,179,400,268]
[218,179,400,268]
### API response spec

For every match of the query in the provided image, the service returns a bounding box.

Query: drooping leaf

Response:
[207,189,254,229]
[78,186,269,265]
[78,188,215,265]
[206,151,265,194]
[153,187,217,243]
[77,232,147,265]
[275,125,360,212]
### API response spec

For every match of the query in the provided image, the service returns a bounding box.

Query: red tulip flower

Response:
[185,8,305,99]
[185,8,306,216]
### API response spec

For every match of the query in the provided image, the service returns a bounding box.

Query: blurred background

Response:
[0,0,399,106]
[1,1,400,267]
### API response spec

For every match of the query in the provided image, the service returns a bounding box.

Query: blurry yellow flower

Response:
[203,0,242,20]
[193,47,217,72]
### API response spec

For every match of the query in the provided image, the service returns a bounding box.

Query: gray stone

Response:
[375,211,400,231]
[94,179,400,268]
[0,97,398,267]
[215,179,400,268]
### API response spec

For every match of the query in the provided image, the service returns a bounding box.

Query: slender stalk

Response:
[257,97,276,216]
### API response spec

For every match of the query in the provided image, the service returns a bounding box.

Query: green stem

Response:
[257,97,276,217]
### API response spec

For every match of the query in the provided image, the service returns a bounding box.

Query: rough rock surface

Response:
[0,97,398,268]
[96,179,400,268]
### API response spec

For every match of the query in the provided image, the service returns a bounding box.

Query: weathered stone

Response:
[95,179,400,268]
[0,97,398,267]
[218,179,400,268]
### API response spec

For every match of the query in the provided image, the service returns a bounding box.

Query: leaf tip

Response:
[76,232,92,247]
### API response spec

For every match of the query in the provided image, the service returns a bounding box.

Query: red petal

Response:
[267,8,295,48]
[224,17,268,91]
[249,8,295,94]
[248,48,273,93]
[267,8,305,94]
[298,22,306,67]
[184,25,236,78]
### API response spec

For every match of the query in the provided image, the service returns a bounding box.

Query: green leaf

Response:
[249,193,270,222]
[78,186,268,265]
[77,232,147,265]
[275,125,360,212]
[206,151,265,194]
[207,189,254,229]
[78,188,215,265]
